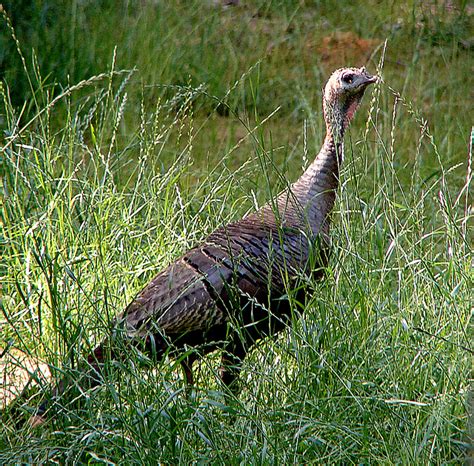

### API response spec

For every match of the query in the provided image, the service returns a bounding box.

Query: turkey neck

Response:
[285,130,343,235]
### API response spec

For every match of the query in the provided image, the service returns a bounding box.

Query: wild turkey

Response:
[30,67,377,425]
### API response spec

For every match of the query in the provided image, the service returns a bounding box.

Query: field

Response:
[1,1,472,463]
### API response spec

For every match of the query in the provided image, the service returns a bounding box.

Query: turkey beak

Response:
[361,73,378,86]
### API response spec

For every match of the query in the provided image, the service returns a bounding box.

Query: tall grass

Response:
[1,1,472,463]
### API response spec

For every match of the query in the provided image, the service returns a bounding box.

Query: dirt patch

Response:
[315,31,381,69]
[0,347,51,409]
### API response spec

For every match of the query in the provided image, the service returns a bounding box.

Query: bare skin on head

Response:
[28,67,377,427]
[323,66,377,141]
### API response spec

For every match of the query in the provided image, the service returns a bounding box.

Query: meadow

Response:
[1,1,472,463]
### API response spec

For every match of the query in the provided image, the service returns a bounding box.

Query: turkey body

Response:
[118,133,344,368]
[116,192,326,386]
[30,67,377,424]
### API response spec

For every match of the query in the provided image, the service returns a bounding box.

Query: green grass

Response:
[1,1,472,463]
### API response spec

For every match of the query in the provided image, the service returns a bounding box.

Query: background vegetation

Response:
[1,0,472,463]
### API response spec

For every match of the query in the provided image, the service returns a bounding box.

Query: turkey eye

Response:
[342,73,354,84]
